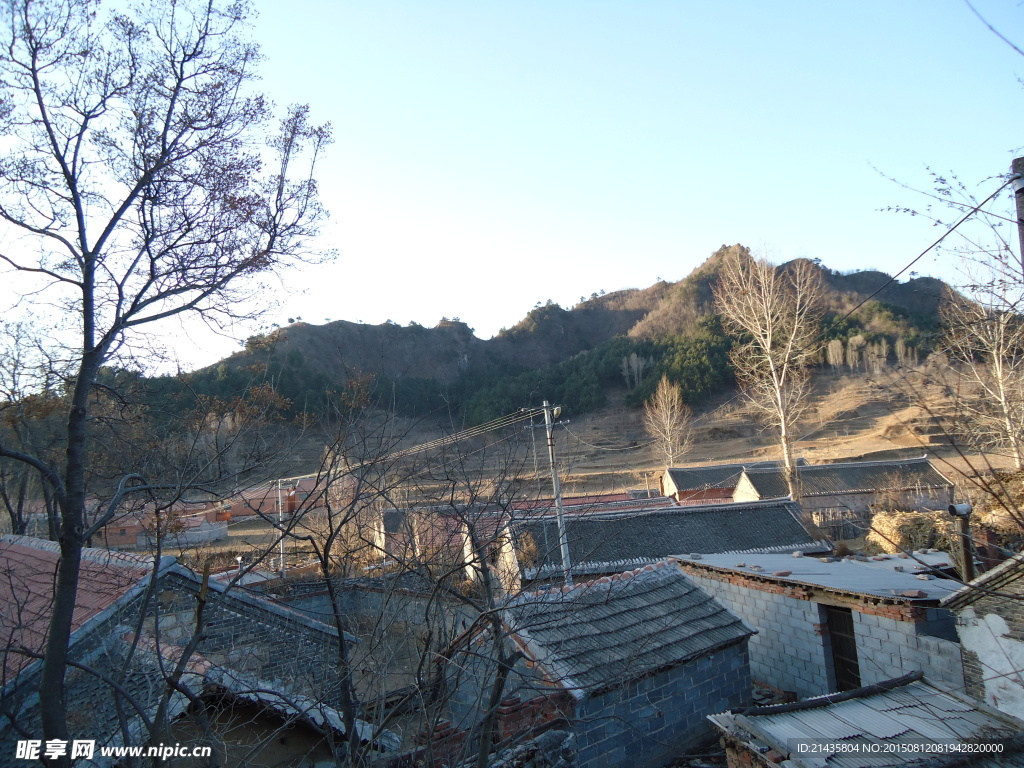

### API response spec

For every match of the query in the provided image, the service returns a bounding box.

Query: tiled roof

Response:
[709,674,1024,767]
[665,460,802,491]
[741,456,953,499]
[0,535,168,678]
[512,494,677,516]
[504,560,753,698]
[941,552,1024,610]
[512,492,635,511]
[517,500,829,574]
[677,551,961,603]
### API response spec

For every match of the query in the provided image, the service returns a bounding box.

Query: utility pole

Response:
[277,479,286,580]
[542,400,572,585]
[1012,156,1024,278]
[527,411,540,495]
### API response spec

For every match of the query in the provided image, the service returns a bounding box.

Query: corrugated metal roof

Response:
[677,552,960,602]
[741,457,953,499]
[505,560,752,697]
[713,678,1024,767]
[517,500,827,572]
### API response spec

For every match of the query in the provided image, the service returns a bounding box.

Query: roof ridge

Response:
[509,558,684,605]
[525,499,798,522]
[742,455,931,474]
[0,533,159,570]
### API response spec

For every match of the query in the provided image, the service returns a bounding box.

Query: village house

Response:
[676,550,964,699]
[709,672,1024,768]
[0,534,397,762]
[220,475,322,519]
[732,455,955,539]
[941,552,1024,721]
[441,559,755,768]
[517,499,831,582]
[100,499,229,549]
[661,460,807,505]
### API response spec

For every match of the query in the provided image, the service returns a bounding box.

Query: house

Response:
[0,534,396,762]
[676,550,964,699]
[733,456,955,538]
[101,500,228,549]
[661,460,806,505]
[942,552,1024,720]
[709,672,1024,768]
[517,499,831,582]
[442,559,755,768]
[379,505,522,594]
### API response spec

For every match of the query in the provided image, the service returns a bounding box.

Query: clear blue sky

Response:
[14,1,1024,370]
[237,0,1022,351]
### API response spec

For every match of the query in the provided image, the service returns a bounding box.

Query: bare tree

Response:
[713,252,824,494]
[642,375,693,467]
[825,338,844,371]
[620,352,650,390]
[846,334,866,371]
[0,0,329,759]
[941,275,1024,471]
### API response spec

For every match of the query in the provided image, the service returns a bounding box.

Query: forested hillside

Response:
[159,245,949,424]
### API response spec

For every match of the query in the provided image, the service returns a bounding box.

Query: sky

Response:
[7,1,1024,371]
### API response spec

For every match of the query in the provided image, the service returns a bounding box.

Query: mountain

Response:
[184,245,950,420]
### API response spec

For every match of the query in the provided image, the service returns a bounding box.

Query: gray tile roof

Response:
[677,552,961,603]
[942,552,1024,610]
[665,459,805,490]
[709,674,1024,767]
[504,560,753,698]
[741,456,953,499]
[517,500,830,576]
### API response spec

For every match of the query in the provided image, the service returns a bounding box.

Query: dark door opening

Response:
[825,605,861,691]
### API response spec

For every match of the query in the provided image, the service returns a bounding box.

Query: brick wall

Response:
[683,570,831,697]
[682,567,963,697]
[442,636,750,768]
[574,643,751,768]
[852,611,962,689]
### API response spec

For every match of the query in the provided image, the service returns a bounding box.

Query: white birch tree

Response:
[713,252,824,495]
[643,375,693,467]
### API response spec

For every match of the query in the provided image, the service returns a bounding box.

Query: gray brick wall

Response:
[574,643,750,768]
[444,639,751,768]
[852,612,963,689]
[684,571,831,697]
[685,570,964,697]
